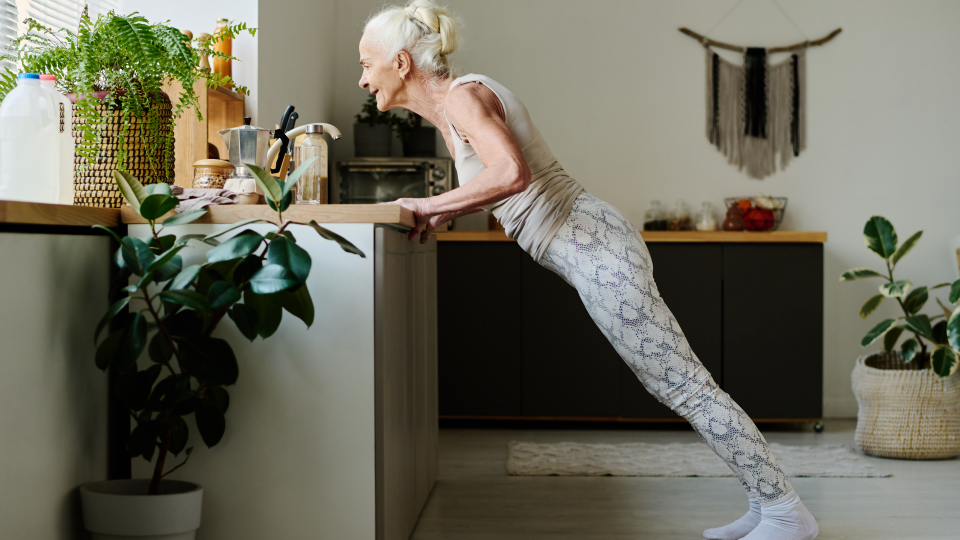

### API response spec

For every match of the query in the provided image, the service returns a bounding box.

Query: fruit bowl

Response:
[723,196,788,231]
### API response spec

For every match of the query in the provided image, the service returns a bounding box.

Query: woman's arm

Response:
[390,83,531,243]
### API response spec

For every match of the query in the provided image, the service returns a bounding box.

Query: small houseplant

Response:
[80,158,365,539]
[0,9,255,205]
[841,215,960,459]
[354,93,399,156]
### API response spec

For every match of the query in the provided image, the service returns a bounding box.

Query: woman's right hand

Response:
[380,198,432,241]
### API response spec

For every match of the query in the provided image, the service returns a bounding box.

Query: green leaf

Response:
[900,338,918,363]
[948,306,960,352]
[250,264,298,294]
[114,313,148,372]
[228,303,259,341]
[279,285,314,328]
[121,237,155,275]
[113,170,148,211]
[119,365,163,411]
[859,294,884,319]
[145,183,172,197]
[92,224,125,245]
[950,279,960,304]
[267,237,312,283]
[244,289,282,338]
[306,221,366,258]
[891,230,922,266]
[903,286,929,315]
[930,282,951,290]
[861,318,896,347]
[205,386,230,414]
[158,290,212,314]
[903,314,933,339]
[95,296,130,344]
[245,162,282,204]
[169,265,202,290]
[879,280,912,298]
[127,419,162,458]
[227,255,262,287]
[281,156,318,199]
[195,402,226,448]
[203,219,271,241]
[840,268,886,282]
[863,216,898,259]
[162,208,209,228]
[883,326,904,352]
[168,414,189,456]
[932,320,948,345]
[95,329,124,371]
[163,309,208,338]
[208,281,241,309]
[148,333,173,365]
[151,235,176,254]
[936,297,953,319]
[931,347,957,377]
[207,231,263,263]
[152,255,183,283]
[146,244,186,274]
[139,194,178,221]
[266,190,292,212]
[178,336,238,386]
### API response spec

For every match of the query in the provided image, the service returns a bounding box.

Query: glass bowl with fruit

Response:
[723,195,788,231]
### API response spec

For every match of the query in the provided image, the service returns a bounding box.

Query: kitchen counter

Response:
[437,229,827,243]
[0,200,119,227]
[121,203,422,228]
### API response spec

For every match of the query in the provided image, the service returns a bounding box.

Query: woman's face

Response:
[358,34,404,111]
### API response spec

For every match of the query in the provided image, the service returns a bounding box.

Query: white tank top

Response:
[444,74,584,261]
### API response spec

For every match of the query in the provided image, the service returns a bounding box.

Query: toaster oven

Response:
[331,157,455,204]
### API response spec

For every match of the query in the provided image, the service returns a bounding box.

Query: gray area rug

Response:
[507,441,892,477]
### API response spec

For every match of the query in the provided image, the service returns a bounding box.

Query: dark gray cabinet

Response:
[438,241,823,422]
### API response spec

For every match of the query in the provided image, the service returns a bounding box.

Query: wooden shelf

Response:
[121,203,418,228]
[0,200,119,227]
[437,229,827,243]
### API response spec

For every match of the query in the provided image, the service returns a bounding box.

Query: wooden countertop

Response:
[0,200,119,227]
[436,229,827,243]
[122,204,425,229]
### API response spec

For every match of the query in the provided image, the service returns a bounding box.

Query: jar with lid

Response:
[294,124,329,204]
[192,159,234,189]
[643,200,667,231]
[694,201,718,231]
[668,199,692,231]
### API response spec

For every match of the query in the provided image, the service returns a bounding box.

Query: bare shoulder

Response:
[445,82,505,125]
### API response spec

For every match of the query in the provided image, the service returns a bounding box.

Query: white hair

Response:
[363,0,463,80]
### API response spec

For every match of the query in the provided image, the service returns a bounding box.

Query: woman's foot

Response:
[703,491,761,540]
[740,490,818,540]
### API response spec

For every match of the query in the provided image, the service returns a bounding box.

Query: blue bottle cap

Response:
[17,73,39,79]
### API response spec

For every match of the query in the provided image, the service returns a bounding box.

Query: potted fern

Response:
[841,216,960,459]
[79,158,365,539]
[0,8,255,207]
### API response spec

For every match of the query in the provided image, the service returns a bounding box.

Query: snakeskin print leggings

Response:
[538,192,793,503]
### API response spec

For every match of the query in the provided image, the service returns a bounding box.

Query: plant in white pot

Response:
[841,216,960,459]
[81,160,364,540]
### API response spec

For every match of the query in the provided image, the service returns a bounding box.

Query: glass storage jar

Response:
[294,124,329,204]
[694,201,718,231]
[643,200,667,231]
[192,159,234,189]
[668,199,692,231]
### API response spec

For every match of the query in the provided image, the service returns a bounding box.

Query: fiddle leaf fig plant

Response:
[841,215,960,376]
[95,158,365,495]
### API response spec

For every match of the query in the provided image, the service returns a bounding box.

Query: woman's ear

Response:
[396,50,413,79]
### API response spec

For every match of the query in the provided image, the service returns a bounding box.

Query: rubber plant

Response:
[93,158,365,495]
[0,8,255,179]
[840,215,960,376]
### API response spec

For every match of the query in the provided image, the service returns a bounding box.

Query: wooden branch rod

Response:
[678,27,842,54]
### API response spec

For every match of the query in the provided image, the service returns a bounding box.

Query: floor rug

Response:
[507,441,891,477]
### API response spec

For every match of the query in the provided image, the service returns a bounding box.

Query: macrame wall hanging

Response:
[679,1,841,179]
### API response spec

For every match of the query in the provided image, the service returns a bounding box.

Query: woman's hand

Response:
[380,198,432,242]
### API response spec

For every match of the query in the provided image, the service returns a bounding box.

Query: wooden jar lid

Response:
[193,159,235,169]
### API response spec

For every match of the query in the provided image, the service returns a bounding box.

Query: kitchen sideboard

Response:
[436,229,826,427]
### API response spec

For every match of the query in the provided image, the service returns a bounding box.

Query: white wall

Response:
[330,0,960,418]
[120,0,259,124]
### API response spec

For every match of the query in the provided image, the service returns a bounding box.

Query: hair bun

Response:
[405,0,459,55]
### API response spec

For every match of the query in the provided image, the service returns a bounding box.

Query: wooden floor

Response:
[411,420,960,539]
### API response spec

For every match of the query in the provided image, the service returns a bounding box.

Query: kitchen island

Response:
[125,205,438,540]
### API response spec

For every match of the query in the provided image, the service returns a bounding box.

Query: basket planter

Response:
[80,479,203,540]
[70,91,175,208]
[852,351,960,459]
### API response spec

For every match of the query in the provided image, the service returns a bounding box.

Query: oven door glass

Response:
[339,164,427,203]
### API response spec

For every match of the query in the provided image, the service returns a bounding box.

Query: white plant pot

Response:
[80,479,203,540]
[852,351,960,460]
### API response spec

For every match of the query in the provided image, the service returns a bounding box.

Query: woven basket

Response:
[852,351,960,459]
[72,94,175,208]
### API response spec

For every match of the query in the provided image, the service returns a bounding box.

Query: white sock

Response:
[739,489,818,540]
[703,490,761,540]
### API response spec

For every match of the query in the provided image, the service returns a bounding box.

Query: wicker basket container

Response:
[852,351,960,459]
[72,94,175,208]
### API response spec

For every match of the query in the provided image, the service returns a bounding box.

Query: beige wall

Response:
[330,0,960,418]
[0,234,110,539]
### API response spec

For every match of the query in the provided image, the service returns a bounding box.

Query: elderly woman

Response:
[361,2,818,540]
